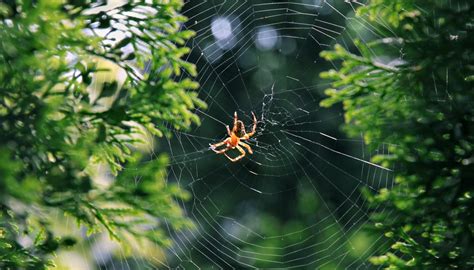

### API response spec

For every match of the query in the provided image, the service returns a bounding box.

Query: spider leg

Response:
[238,141,253,154]
[224,145,246,162]
[213,147,231,154]
[226,125,231,136]
[249,111,257,136]
[233,111,238,131]
[210,138,231,153]
[242,112,257,140]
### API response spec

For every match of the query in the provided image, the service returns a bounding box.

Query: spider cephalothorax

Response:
[210,111,257,162]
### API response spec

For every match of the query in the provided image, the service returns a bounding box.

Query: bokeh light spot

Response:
[255,26,279,51]
[211,17,232,40]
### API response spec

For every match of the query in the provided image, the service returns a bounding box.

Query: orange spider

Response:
[210,111,257,162]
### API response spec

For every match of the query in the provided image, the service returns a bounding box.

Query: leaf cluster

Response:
[0,0,203,268]
[320,0,473,269]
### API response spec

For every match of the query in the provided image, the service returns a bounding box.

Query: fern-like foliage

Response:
[0,0,204,268]
[320,0,473,269]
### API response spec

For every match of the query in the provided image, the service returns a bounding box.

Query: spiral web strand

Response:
[161,1,393,269]
[76,1,399,269]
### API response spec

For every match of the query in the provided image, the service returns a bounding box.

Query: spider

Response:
[210,111,257,162]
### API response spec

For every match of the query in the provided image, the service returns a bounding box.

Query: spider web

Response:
[159,1,394,269]
[60,1,400,269]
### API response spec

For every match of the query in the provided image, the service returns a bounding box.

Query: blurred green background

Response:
[0,0,394,269]
[3,0,472,269]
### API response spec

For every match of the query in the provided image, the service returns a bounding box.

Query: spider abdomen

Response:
[229,135,239,147]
